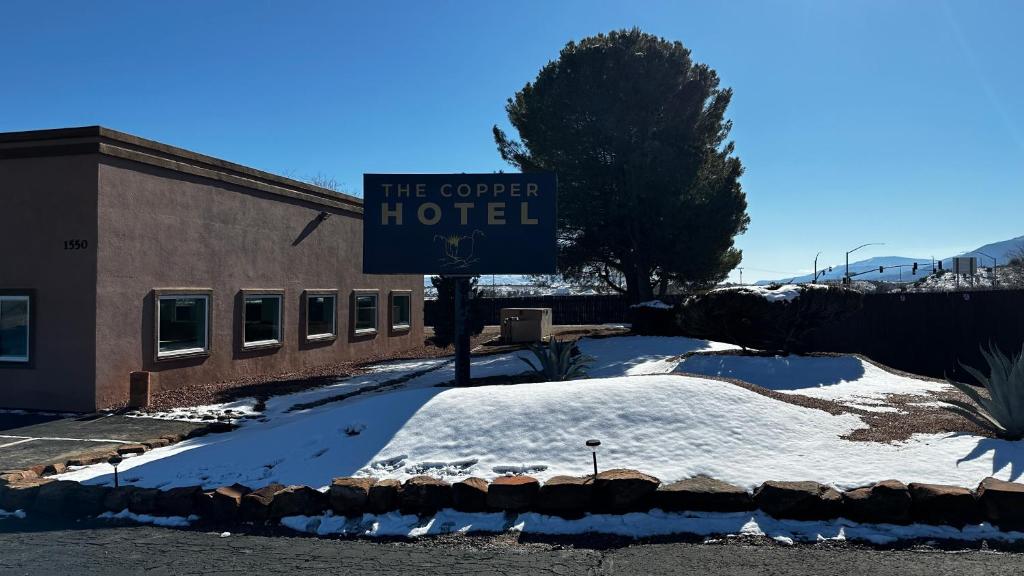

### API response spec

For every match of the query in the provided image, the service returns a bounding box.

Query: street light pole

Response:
[813,252,821,284]
[845,243,885,284]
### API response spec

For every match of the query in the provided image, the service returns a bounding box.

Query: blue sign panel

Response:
[363,173,557,274]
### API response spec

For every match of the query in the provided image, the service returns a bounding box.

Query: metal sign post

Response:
[452,275,471,387]
[361,173,557,387]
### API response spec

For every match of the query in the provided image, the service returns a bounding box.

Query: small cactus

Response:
[943,344,1024,439]
[520,339,594,381]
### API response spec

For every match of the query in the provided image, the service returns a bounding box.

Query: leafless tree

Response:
[305,172,342,193]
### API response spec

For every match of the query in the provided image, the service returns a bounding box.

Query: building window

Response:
[391,292,411,331]
[305,291,337,341]
[0,294,30,363]
[156,292,210,359]
[354,292,378,334]
[243,292,283,349]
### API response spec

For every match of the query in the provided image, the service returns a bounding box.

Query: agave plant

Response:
[520,338,594,381]
[943,343,1024,439]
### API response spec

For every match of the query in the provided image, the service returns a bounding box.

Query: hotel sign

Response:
[362,173,557,275]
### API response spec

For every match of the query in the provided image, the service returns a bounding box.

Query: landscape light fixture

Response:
[586,439,601,477]
[107,454,123,488]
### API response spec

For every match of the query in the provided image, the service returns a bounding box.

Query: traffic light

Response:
[879,266,884,274]
[938,260,943,271]
[912,262,918,275]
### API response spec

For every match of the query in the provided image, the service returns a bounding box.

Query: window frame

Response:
[389,290,413,332]
[0,290,34,367]
[240,289,285,351]
[303,289,338,343]
[352,289,380,336]
[153,288,213,362]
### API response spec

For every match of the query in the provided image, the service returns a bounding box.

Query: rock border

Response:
[3,469,1024,534]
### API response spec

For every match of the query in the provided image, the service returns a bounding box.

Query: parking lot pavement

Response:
[0,412,204,471]
[1,518,1023,576]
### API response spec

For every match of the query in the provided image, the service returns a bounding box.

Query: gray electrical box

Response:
[499,308,552,344]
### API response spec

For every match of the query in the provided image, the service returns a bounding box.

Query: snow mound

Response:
[57,373,1022,491]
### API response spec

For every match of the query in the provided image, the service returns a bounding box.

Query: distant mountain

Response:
[757,256,932,284]
[415,234,1024,287]
[952,235,1024,266]
[756,234,1024,285]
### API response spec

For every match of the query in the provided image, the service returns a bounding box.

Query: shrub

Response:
[630,300,680,336]
[678,284,863,353]
[430,275,486,348]
[943,344,1024,440]
[520,339,594,381]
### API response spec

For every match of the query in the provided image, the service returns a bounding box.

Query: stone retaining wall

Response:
[3,467,1024,532]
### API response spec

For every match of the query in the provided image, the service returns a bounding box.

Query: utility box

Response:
[500,308,552,344]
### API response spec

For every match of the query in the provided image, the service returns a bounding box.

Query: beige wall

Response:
[0,155,98,412]
[94,157,423,408]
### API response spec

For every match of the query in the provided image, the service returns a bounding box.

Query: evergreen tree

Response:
[494,29,749,302]
[430,275,485,347]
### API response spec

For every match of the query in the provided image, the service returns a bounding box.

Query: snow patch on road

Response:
[280,508,1024,545]
[98,509,197,527]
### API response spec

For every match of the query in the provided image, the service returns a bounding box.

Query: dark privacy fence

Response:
[424,294,672,326]
[424,289,1024,381]
[804,289,1024,381]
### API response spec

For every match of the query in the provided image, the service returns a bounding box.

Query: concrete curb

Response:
[2,469,1023,532]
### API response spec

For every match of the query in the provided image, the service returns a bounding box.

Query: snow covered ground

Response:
[137,336,735,422]
[57,335,1022,494]
[675,353,948,411]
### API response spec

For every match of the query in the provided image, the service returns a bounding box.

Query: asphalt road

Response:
[0,412,203,471]
[1,517,1023,576]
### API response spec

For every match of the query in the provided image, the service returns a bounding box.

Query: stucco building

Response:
[0,126,423,412]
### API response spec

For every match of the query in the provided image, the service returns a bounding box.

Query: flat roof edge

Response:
[0,126,364,214]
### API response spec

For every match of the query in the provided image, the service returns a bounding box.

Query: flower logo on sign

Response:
[434,229,485,269]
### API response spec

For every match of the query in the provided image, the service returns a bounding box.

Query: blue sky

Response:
[3,0,1021,281]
